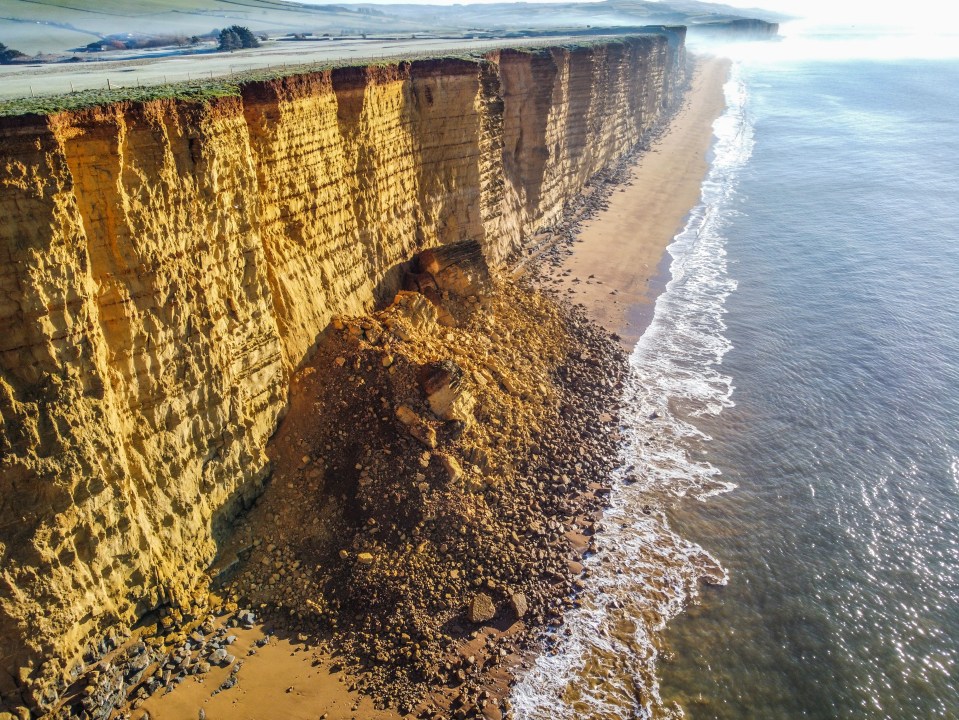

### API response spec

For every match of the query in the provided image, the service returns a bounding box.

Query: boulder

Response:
[413,242,489,297]
[418,361,475,424]
[510,592,528,619]
[468,593,496,624]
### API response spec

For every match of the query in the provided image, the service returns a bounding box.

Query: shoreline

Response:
[533,55,731,346]
[128,56,730,720]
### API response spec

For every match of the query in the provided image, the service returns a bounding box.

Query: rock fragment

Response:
[439,454,464,482]
[395,405,438,448]
[468,593,497,624]
[510,592,528,619]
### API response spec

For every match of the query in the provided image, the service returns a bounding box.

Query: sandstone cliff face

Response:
[0,99,288,708]
[0,32,684,709]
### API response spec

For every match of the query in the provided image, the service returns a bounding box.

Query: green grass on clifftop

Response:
[0,37,649,118]
[0,82,241,117]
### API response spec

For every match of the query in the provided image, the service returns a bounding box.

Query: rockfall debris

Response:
[20,236,628,720]
[208,248,629,717]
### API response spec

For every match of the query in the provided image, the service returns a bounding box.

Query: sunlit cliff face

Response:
[0,36,684,709]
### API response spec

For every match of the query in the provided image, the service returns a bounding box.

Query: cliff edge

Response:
[0,32,685,713]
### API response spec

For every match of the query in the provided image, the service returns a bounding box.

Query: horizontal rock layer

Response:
[0,31,684,711]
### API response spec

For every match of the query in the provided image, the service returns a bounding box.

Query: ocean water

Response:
[511,28,959,720]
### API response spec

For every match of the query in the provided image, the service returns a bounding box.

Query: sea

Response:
[510,22,959,720]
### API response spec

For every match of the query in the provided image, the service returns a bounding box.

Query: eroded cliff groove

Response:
[0,32,684,711]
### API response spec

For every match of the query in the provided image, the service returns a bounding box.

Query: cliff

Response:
[0,32,684,712]
[689,18,780,40]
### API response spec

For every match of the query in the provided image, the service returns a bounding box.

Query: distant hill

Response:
[0,0,437,55]
[0,0,783,56]
[353,0,783,32]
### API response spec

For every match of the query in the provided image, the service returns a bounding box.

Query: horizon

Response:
[297,0,959,29]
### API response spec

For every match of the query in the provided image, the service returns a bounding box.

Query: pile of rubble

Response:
[216,243,629,717]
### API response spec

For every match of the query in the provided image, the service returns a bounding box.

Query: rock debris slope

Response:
[0,32,684,711]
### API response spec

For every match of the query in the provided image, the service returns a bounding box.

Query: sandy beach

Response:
[133,56,730,720]
[543,56,731,346]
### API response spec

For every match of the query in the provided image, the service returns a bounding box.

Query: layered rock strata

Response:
[0,31,684,712]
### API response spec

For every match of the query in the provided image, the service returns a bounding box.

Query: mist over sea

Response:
[512,26,959,719]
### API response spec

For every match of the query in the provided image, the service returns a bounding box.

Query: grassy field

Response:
[0,0,429,55]
[0,78,241,117]
[0,47,475,116]
[0,0,777,56]
[0,35,646,117]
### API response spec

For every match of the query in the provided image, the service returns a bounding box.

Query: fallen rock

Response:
[419,361,475,424]
[439,454,463,482]
[414,242,488,297]
[395,405,438,449]
[393,291,440,334]
[468,593,497,624]
[510,593,528,619]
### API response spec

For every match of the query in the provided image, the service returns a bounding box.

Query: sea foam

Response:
[509,68,754,719]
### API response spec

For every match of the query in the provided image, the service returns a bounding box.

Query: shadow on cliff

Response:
[207,240,490,586]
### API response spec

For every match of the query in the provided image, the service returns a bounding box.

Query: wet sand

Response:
[545,56,731,346]
[135,55,730,720]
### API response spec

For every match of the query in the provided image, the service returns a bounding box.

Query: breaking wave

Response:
[510,67,753,719]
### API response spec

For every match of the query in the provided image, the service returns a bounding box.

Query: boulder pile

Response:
[212,248,630,716]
